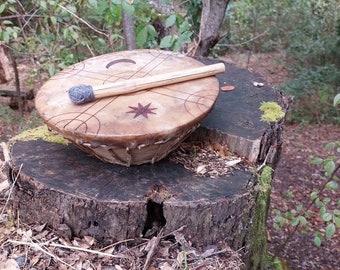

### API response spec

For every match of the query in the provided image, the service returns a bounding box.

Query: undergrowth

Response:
[1,0,339,124]
[221,0,340,124]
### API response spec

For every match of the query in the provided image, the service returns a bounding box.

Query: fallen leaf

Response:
[220,85,235,91]
[29,255,41,267]
[225,158,242,167]
[82,235,95,248]
[196,165,207,174]
[158,246,170,258]
[201,248,214,258]
[159,262,174,270]
[0,259,20,270]
[0,180,10,193]
[176,251,184,266]
[33,223,47,232]
[75,260,83,270]
[59,237,72,246]
[115,265,124,270]
[34,229,49,240]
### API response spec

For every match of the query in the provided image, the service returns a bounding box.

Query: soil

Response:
[0,52,339,269]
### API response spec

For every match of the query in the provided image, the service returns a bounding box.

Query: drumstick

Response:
[68,62,225,104]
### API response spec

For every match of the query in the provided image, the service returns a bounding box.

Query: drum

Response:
[35,49,221,166]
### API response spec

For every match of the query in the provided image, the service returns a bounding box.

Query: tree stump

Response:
[9,60,288,266]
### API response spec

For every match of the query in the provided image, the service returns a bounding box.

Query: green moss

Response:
[270,257,292,270]
[259,102,285,123]
[248,166,273,269]
[10,125,68,146]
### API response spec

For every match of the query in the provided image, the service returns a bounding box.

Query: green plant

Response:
[1,0,196,80]
[0,105,19,124]
[272,95,340,256]
[159,13,193,51]
[278,0,340,124]
[219,0,340,123]
[279,65,340,124]
[1,0,120,77]
[273,143,339,252]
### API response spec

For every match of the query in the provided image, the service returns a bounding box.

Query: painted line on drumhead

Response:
[106,58,136,69]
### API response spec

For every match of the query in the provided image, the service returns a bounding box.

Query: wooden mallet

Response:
[68,62,225,104]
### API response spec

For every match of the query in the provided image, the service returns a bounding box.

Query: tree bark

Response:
[194,0,230,57]
[122,9,136,50]
[150,0,173,43]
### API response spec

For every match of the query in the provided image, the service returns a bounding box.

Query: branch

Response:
[7,239,75,269]
[0,14,45,20]
[218,31,268,47]
[7,238,130,263]
[275,162,340,256]
[142,228,164,270]
[57,4,113,51]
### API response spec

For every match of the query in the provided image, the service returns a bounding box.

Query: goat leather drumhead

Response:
[35,49,220,166]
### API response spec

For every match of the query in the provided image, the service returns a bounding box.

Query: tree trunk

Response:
[150,0,173,44]
[9,59,288,266]
[0,45,24,115]
[194,0,230,57]
[122,9,136,50]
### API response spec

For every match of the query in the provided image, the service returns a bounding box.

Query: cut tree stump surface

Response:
[10,60,287,263]
[204,60,277,138]
[12,140,251,201]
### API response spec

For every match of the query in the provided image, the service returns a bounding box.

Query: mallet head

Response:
[68,85,95,104]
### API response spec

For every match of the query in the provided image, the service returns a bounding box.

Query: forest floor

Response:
[0,52,339,269]
[268,123,340,270]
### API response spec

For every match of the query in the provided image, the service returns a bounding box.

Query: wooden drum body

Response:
[35,50,220,166]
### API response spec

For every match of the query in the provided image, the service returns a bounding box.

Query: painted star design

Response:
[127,102,157,119]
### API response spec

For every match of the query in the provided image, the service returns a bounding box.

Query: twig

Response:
[203,246,244,259]
[98,238,136,252]
[142,228,164,270]
[0,14,45,20]
[57,4,113,51]
[257,153,269,172]
[8,239,75,269]
[58,4,106,36]
[48,242,130,259]
[202,248,230,259]
[7,237,130,267]
[1,164,22,215]
[85,43,95,57]
[16,4,39,40]
[161,225,186,239]
[218,31,268,47]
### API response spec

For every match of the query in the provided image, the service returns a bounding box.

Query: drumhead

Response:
[35,49,220,150]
